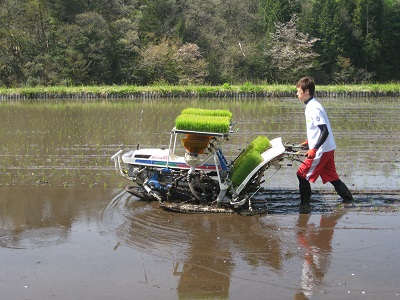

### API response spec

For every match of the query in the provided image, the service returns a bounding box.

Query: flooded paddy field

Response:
[1,97,399,299]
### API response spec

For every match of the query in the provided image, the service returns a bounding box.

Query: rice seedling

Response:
[230,135,271,188]
[231,149,263,188]
[175,108,232,133]
[180,108,232,118]
[175,114,231,133]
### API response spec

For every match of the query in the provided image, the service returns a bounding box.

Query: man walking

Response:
[296,77,354,207]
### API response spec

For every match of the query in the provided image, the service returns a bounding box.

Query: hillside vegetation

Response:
[1,0,399,87]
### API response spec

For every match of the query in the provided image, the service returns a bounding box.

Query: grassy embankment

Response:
[0,83,399,99]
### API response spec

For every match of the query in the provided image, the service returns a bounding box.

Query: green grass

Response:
[1,83,399,98]
[317,83,400,93]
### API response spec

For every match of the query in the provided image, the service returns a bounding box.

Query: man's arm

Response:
[314,124,329,149]
[305,124,329,159]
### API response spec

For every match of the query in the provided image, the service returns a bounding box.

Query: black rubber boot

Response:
[334,182,355,203]
[299,182,312,214]
[299,182,312,206]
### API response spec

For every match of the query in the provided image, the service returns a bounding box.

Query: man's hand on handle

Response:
[300,140,309,150]
[305,148,317,159]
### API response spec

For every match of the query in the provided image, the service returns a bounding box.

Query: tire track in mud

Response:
[251,189,400,214]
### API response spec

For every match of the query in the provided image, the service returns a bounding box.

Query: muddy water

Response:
[1,98,400,299]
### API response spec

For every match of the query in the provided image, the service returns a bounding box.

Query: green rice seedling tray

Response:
[180,108,232,118]
[231,136,271,188]
[175,108,232,133]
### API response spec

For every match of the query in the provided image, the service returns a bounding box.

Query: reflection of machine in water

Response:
[173,225,233,299]
[175,216,285,299]
[101,192,285,299]
[111,108,302,214]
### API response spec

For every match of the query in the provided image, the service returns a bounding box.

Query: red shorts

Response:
[297,150,339,183]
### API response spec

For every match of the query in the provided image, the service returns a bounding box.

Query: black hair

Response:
[296,77,315,97]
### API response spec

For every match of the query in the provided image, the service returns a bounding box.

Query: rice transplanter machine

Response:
[111,108,301,213]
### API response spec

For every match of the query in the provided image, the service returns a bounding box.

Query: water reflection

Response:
[0,98,400,298]
[101,191,286,298]
[0,187,111,249]
[0,188,72,248]
[100,191,356,298]
[1,185,399,298]
[294,213,345,299]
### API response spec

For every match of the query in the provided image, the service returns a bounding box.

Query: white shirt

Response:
[305,98,336,153]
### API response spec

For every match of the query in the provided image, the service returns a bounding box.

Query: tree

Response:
[0,0,52,85]
[258,0,300,34]
[0,0,23,86]
[332,56,374,84]
[350,0,384,73]
[137,40,179,84]
[266,15,320,83]
[310,0,347,77]
[173,43,208,84]
[138,0,182,44]
[379,0,400,80]
[56,12,113,84]
[110,18,140,83]
[49,0,89,22]
[1,0,400,86]
[181,0,266,83]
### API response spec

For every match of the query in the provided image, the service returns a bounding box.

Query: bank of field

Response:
[0,83,399,100]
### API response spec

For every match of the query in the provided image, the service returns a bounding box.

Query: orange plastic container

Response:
[182,134,211,154]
